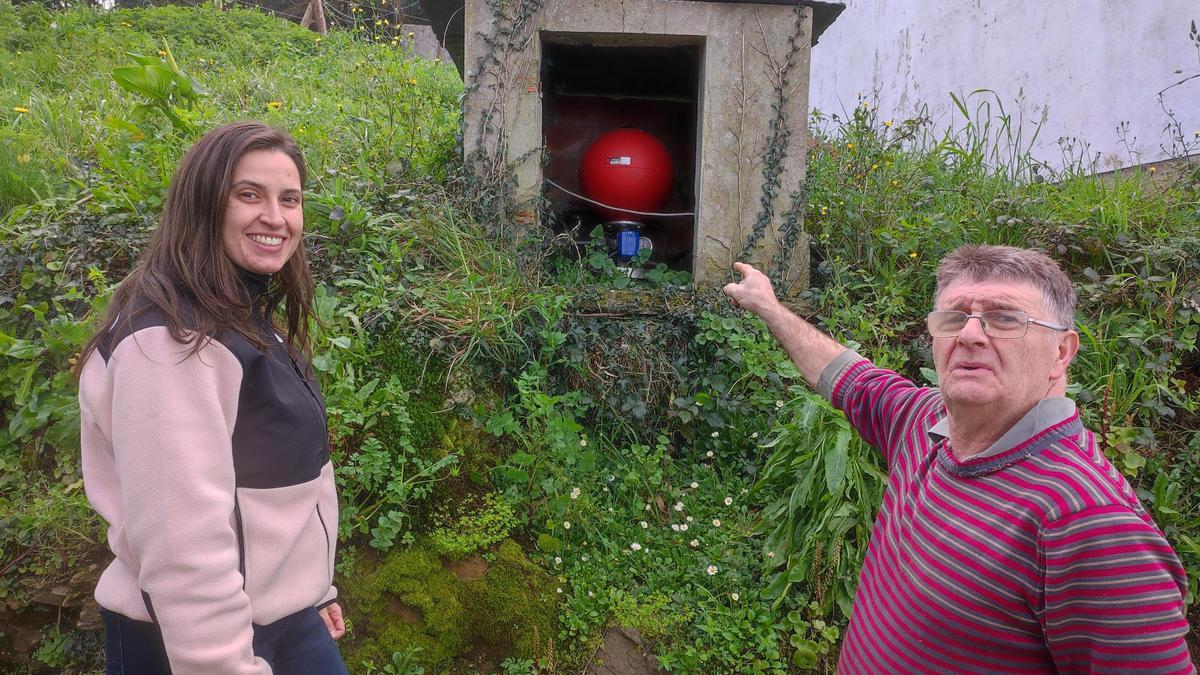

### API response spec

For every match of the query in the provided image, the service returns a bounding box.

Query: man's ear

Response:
[1051,329,1079,380]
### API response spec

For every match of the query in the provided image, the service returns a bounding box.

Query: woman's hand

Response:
[319,602,346,640]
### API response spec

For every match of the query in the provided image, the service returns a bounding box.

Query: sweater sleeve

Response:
[108,327,270,674]
[821,353,937,467]
[1040,505,1194,674]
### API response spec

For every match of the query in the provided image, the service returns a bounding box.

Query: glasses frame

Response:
[926,309,1070,339]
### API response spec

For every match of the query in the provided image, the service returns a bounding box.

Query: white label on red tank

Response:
[606,156,632,165]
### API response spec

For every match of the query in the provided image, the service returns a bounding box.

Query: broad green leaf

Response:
[825,428,850,494]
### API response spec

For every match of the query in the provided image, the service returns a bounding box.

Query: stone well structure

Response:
[459,0,842,290]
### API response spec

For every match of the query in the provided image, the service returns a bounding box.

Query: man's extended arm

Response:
[722,262,846,387]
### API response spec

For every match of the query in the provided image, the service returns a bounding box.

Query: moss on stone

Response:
[338,545,466,670]
[460,539,559,661]
[339,539,560,671]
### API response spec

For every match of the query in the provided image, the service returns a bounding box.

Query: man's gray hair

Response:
[935,244,1077,328]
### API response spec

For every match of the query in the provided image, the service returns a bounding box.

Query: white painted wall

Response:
[809,1,1200,171]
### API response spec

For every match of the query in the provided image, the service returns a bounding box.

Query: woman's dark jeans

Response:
[101,606,347,674]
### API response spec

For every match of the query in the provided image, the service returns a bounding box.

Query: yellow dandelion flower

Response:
[884,119,893,127]
[846,142,854,149]
[157,50,167,57]
[891,179,899,187]
[374,19,381,25]
[267,101,282,109]
[407,32,414,38]
[820,206,829,214]
[16,153,31,164]
[1148,166,1157,174]
[870,163,879,170]
[408,78,418,85]
[13,106,30,113]
[383,19,389,25]
[908,251,918,259]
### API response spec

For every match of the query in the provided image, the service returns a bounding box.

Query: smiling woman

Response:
[221,149,305,275]
[74,122,347,674]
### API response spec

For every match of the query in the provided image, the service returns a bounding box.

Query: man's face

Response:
[932,278,1077,418]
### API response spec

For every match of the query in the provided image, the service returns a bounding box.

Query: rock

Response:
[385,596,423,624]
[587,627,668,675]
[76,602,103,631]
[10,627,43,655]
[442,556,488,582]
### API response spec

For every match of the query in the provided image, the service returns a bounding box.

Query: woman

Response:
[77,122,346,674]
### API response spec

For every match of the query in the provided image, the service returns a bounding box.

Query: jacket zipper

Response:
[283,347,328,443]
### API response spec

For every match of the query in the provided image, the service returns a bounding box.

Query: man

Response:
[724,245,1193,673]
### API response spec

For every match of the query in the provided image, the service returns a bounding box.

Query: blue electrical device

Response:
[617,228,640,257]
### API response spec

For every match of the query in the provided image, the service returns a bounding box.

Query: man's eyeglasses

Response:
[927,310,1070,339]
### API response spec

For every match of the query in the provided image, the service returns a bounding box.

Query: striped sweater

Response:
[818,353,1193,673]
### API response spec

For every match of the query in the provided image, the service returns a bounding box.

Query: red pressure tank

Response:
[579,128,675,221]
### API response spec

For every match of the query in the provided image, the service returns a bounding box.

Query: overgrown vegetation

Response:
[2,3,1197,673]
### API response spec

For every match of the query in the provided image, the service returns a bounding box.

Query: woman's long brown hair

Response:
[78,121,316,369]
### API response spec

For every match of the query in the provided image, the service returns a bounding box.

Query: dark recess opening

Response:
[541,35,702,274]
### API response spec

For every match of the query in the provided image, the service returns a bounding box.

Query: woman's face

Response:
[221,149,303,275]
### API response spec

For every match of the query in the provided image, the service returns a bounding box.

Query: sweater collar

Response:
[931,398,1081,477]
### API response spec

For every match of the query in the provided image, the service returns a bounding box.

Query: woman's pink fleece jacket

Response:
[78,294,338,674]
